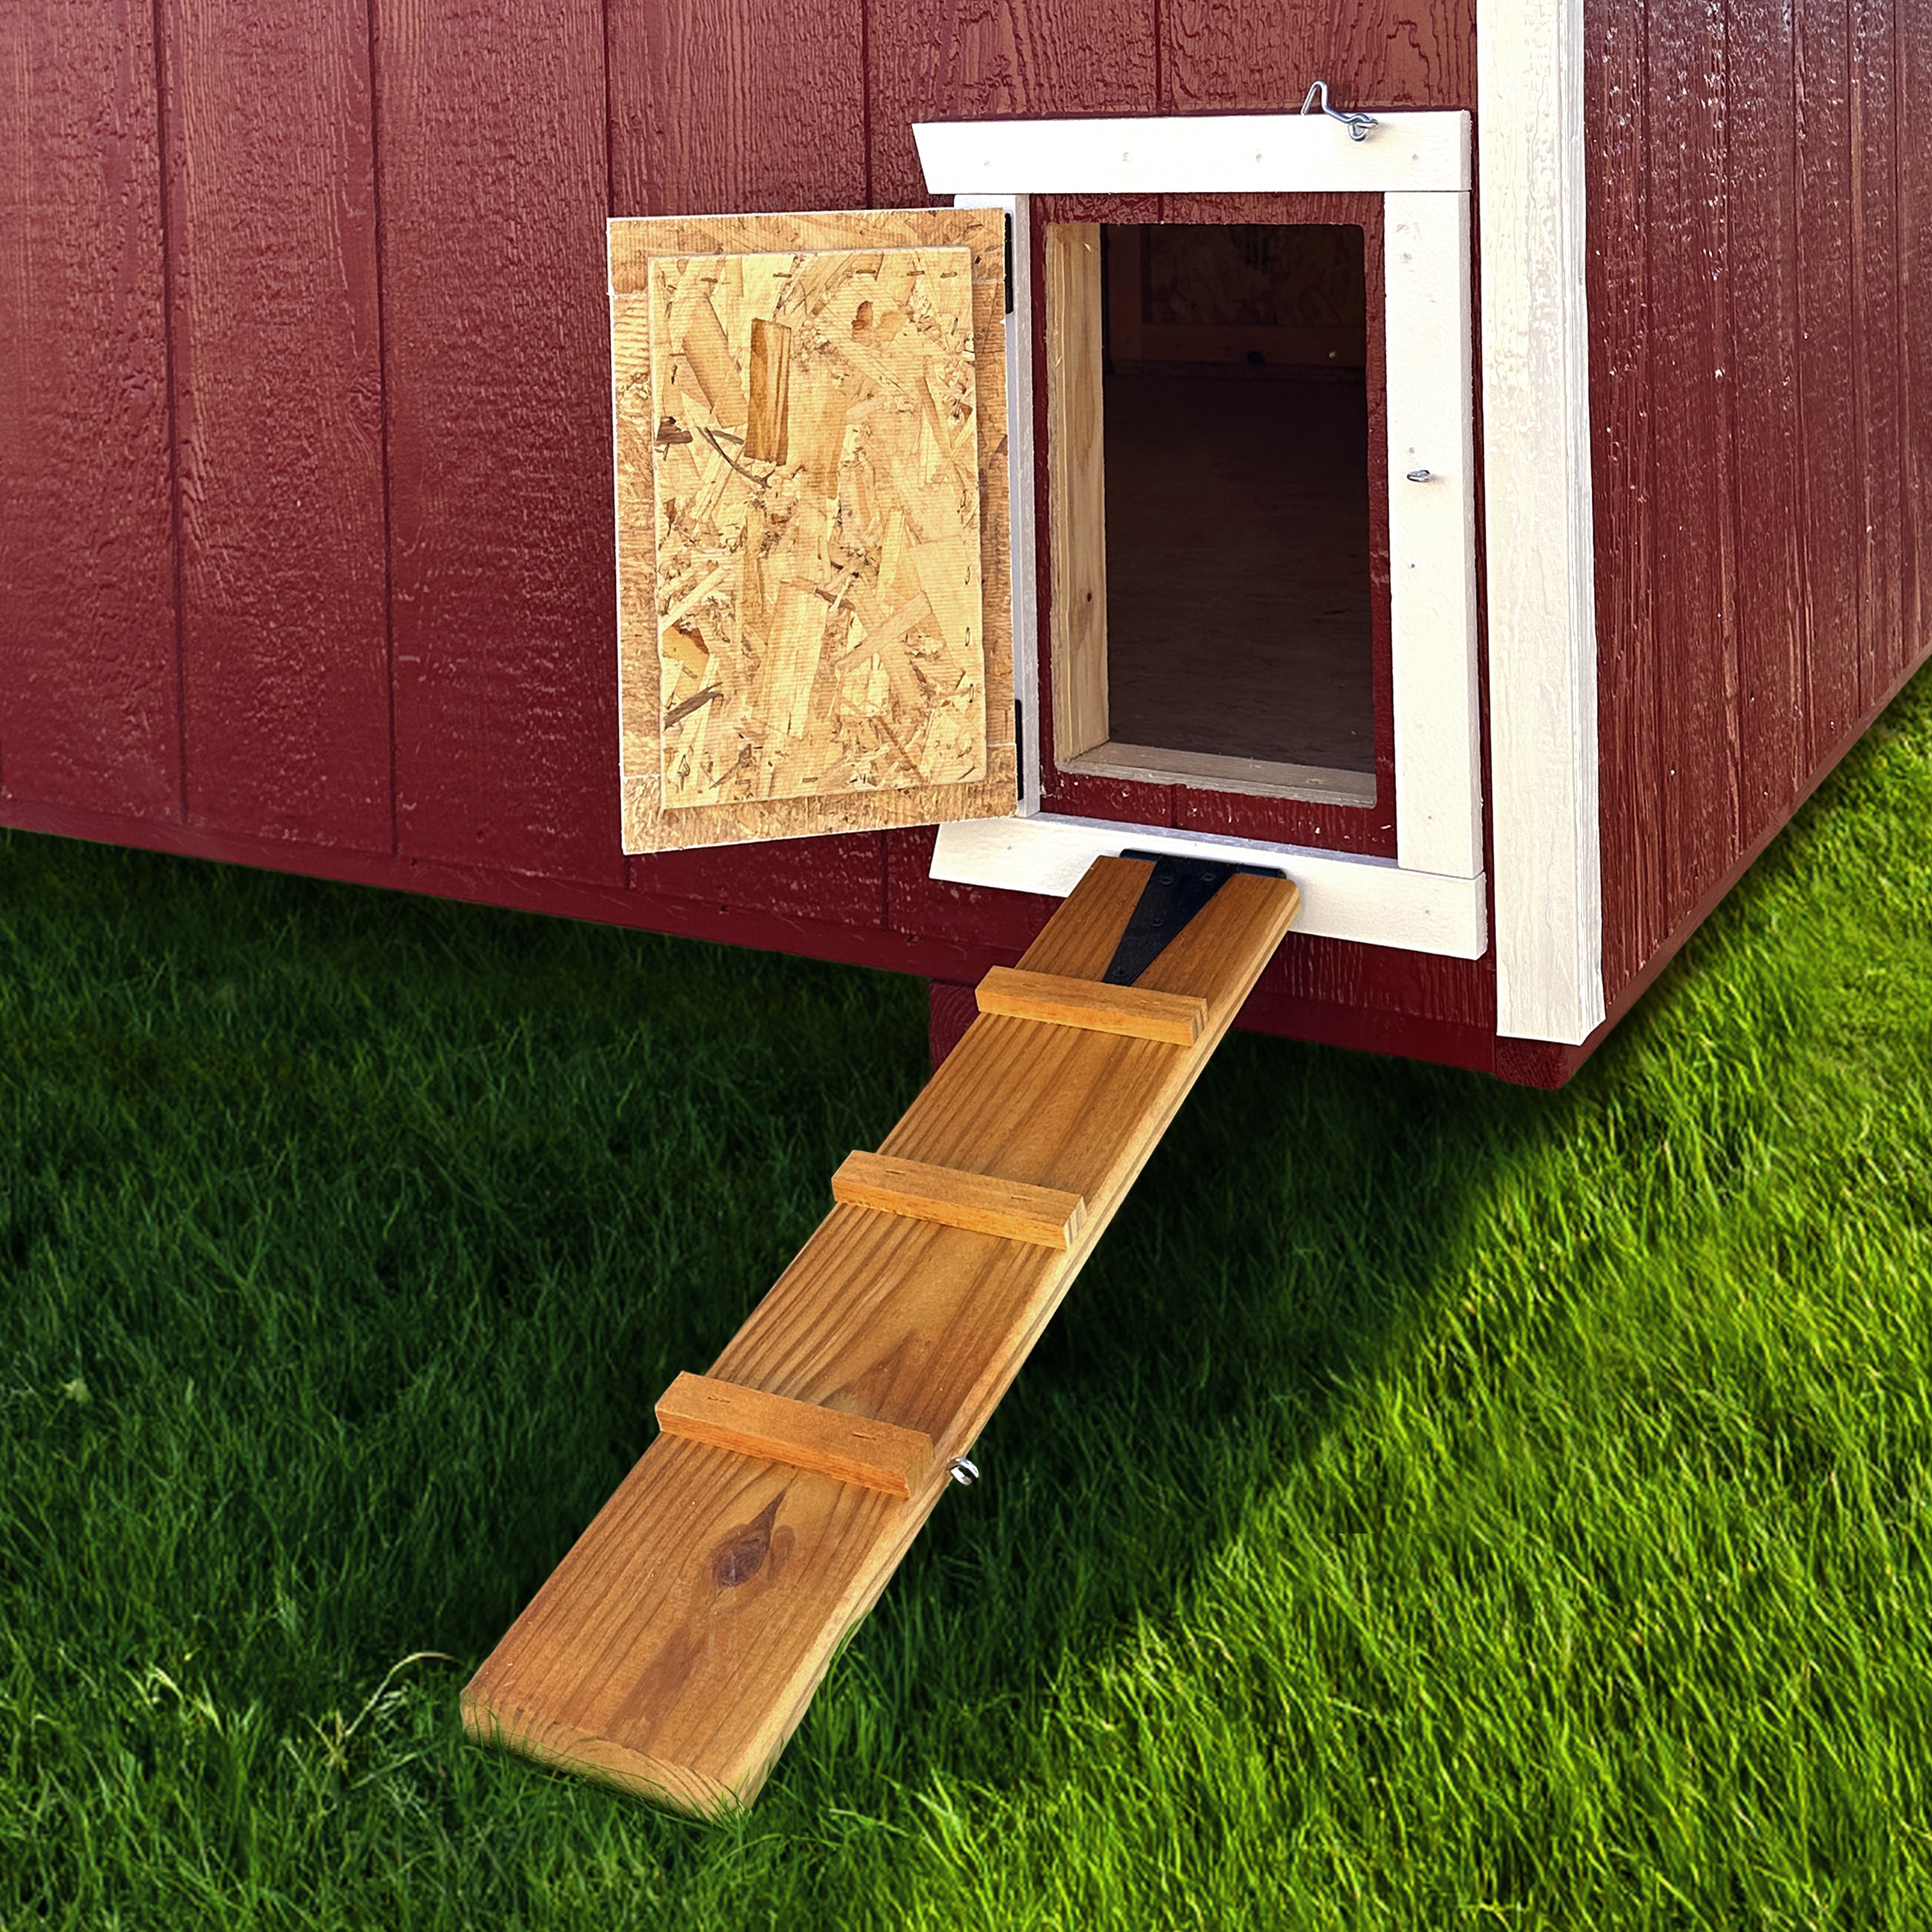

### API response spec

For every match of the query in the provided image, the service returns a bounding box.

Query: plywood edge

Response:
[621,750,1018,854]
[975,965,1208,1044]
[609,208,1007,293]
[1065,740,1378,807]
[831,1149,1087,1249]
[655,1371,936,1497]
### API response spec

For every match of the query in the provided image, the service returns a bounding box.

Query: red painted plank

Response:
[1584,0,1660,1003]
[1905,0,1932,676]
[159,0,392,848]
[865,0,1161,208]
[0,1,180,817]
[1161,0,1474,114]
[1848,0,1905,704]
[1256,929,1493,1035]
[373,0,621,883]
[1645,0,1739,933]
[1722,0,1807,856]
[606,0,866,218]
[887,828,1059,957]
[1793,0,1862,765]
[632,837,887,930]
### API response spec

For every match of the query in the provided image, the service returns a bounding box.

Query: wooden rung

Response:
[653,1371,935,1499]
[974,965,1209,1046]
[832,1149,1087,1250]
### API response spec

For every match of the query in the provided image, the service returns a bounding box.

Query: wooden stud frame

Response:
[916,114,1492,968]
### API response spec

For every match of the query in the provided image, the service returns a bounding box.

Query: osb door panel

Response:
[609,210,1014,854]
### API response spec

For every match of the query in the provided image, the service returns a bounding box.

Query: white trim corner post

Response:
[1478,0,1606,1044]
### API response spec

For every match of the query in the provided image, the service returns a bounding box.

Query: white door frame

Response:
[918,112,1486,963]
[915,98,1604,1038]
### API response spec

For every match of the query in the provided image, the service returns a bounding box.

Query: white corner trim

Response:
[933,815,1489,958]
[954,193,1042,815]
[916,112,1470,198]
[1478,0,1605,1043]
[1384,192,1482,879]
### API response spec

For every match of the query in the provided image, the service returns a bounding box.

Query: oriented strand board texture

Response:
[648,252,984,801]
[610,211,1014,852]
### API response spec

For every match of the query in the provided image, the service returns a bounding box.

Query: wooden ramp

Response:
[463,854,1300,1813]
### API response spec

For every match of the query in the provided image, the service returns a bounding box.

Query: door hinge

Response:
[1105,852,1286,986]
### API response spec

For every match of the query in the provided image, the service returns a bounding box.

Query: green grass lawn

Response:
[4,683,1931,1930]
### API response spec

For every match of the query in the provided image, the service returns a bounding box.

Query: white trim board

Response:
[916,112,1471,197]
[1478,0,1604,1043]
[933,815,1488,958]
[1385,191,1482,877]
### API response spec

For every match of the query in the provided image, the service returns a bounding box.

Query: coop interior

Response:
[1053,221,1378,805]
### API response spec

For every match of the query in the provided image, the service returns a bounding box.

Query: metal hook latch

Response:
[1300,80,1378,142]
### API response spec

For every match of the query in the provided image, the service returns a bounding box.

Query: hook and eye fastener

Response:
[948,1457,980,1487]
[1300,80,1379,142]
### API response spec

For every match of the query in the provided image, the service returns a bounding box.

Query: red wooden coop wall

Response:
[0,0,1496,1074]
[1584,0,1932,1036]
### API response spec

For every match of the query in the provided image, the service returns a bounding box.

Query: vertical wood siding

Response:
[0,0,181,816]
[374,0,621,883]
[159,0,393,847]
[17,0,1923,1077]
[0,0,1500,1073]
[1588,0,1931,1019]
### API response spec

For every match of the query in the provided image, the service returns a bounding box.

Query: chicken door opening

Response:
[1051,221,1379,803]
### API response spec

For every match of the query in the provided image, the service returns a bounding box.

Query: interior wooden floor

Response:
[1100,371,1376,776]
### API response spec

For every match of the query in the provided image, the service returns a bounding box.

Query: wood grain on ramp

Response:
[462,855,1300,1814]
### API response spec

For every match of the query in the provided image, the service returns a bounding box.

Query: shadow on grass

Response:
[0,811,1695,1869]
